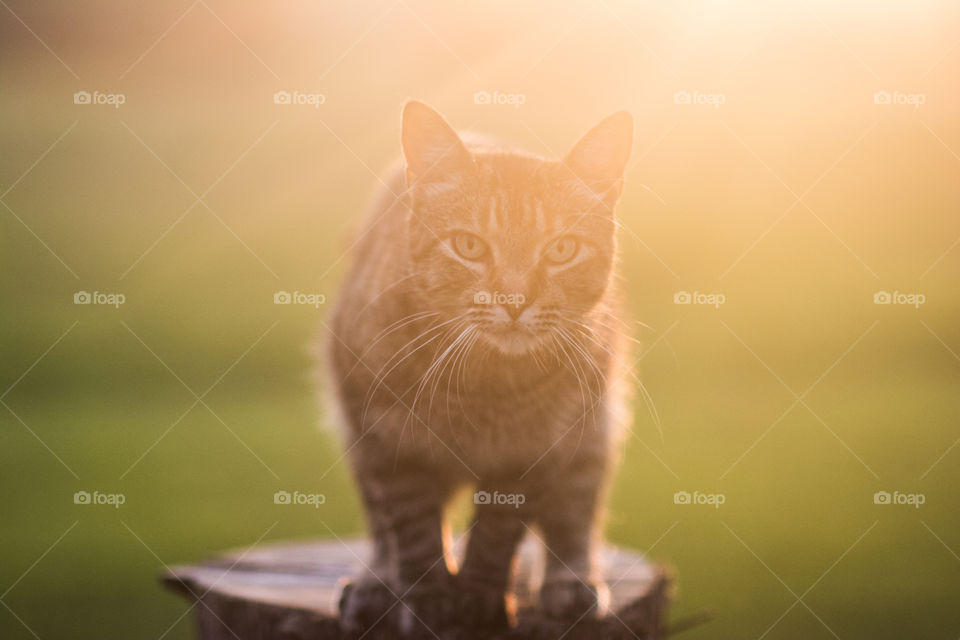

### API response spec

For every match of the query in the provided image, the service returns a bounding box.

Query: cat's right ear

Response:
[563,111,633,204]
[401,101,473,188]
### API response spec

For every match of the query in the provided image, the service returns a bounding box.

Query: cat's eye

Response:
[544,236,579,264]
[452,232,489,261]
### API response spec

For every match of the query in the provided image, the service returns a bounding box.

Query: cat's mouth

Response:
[481,323,543,355]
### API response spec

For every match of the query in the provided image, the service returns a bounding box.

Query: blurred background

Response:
[2,0,959,638]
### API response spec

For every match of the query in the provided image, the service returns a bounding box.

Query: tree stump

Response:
[162,538,672,640]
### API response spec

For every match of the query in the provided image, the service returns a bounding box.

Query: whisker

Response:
[552,331,590,423]
[428,324,476,420]
[361,314,465,426]
[409,321,471,426]
[446,328,479,424]
[342,310,440,380]
[570,321,664,442]
[354,271,426,317]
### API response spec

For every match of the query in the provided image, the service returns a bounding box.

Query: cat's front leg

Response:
[381,471,456,637]
[536,462,610,621]
[339,503,401,634]
[456,485,529,630]
[341,467,455,637]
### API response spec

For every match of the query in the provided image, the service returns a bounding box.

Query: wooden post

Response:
[162,538,671,639]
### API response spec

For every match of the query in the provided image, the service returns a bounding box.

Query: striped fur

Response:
[327,102,634,635]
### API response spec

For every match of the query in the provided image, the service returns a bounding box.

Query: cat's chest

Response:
[414,371,608,471]
[344,313,616,471]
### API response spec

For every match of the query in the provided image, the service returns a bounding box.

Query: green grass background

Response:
[2,1,959,638]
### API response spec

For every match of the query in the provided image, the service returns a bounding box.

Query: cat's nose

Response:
[495,270,534,320]
[503,297,531,321]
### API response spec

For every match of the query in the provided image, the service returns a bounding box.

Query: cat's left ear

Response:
[401,101,474,188]
[563,112,633,203]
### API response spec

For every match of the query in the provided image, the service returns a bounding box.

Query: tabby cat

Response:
[326,101,633,636]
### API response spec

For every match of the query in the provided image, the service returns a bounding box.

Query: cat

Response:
[326,101,633,636]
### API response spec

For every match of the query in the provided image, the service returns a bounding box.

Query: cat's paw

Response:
[455,578,513,630]
[395,579,457,638]
[339,577,399,634]
[539,577,609,621]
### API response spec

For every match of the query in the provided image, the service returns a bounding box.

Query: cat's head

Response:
[401,101,632,356]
